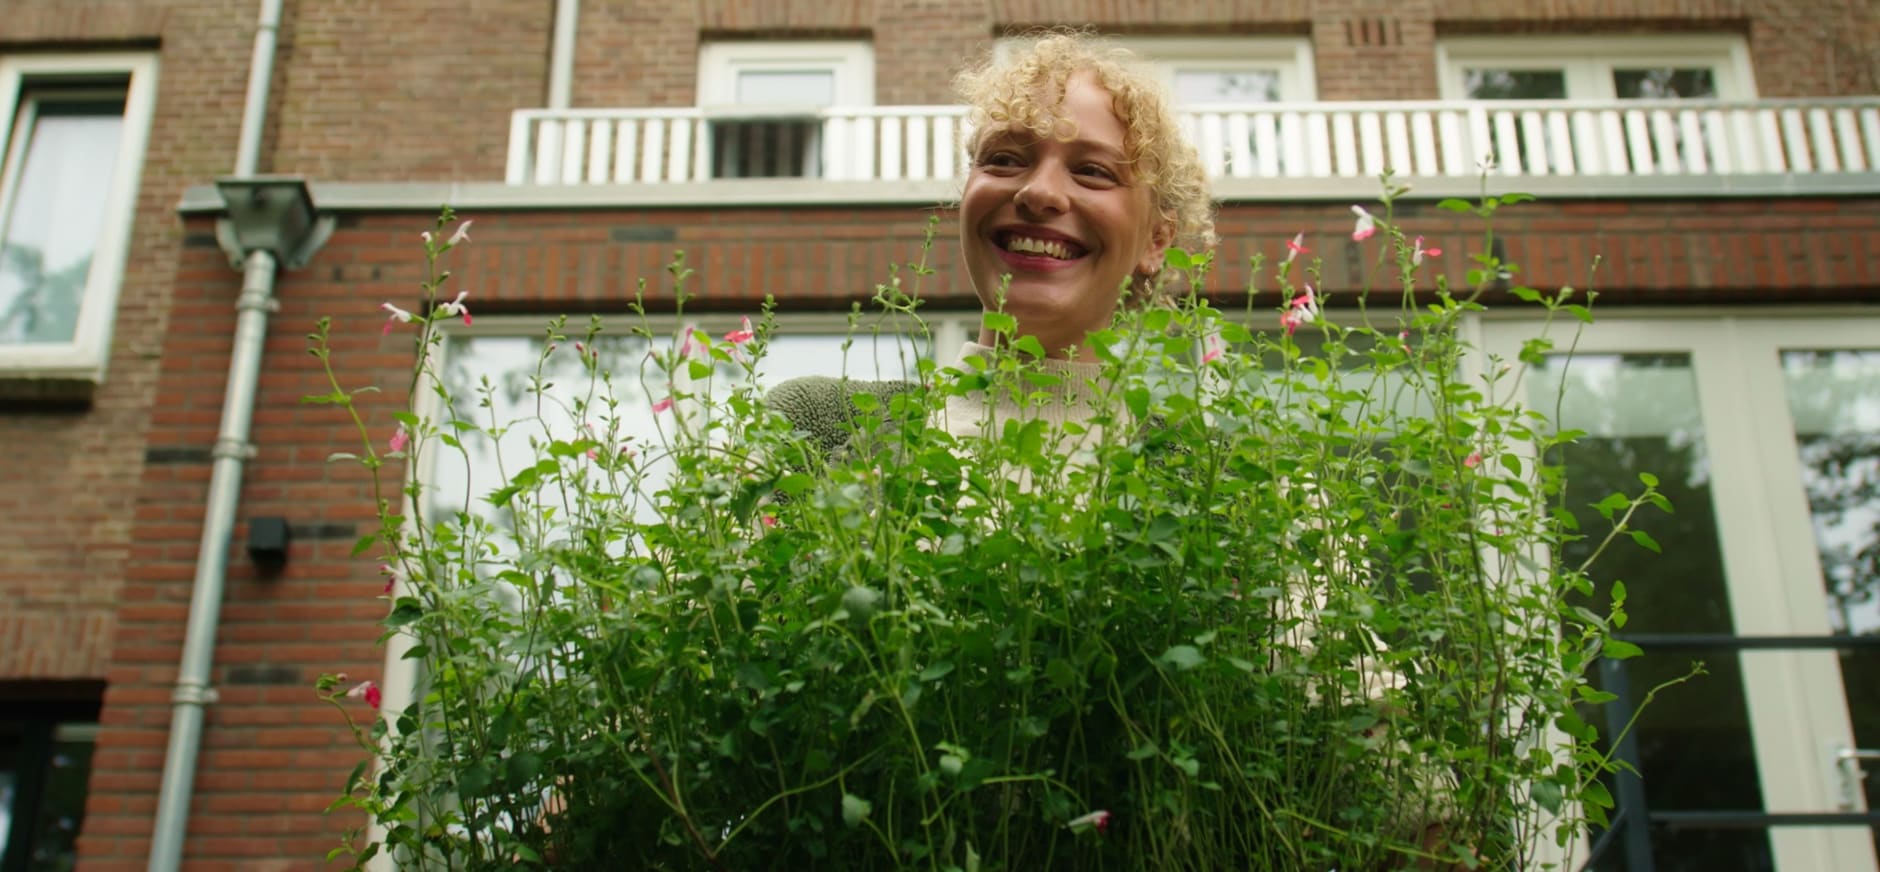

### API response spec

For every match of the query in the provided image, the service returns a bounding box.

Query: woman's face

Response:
[959,73,1171,358]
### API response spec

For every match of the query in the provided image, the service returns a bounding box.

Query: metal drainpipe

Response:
[147,0,285,868]
[550,0,578,110]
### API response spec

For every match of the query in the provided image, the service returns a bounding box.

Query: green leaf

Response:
[981,311,1018,335]
[350,533,378,558]
[841,793,873,827]
[1594,491,1630,520]
[1124,386,1150,420]
[1637,471,1659,488]
[919,661,955,682]
[326,452,359,463]
[1604,638,1644,660]
[1012,335,1046,359]
[1160,645,1205,671]
[385,601,424,628]
[1164,247,1194,270]
[1575,686,1619,704]
[1436,198,1476,214]
[1532,778,1564,815]
[1629,530,1662,554]
[1126,741,1159,761]
[1142,309,1172,334]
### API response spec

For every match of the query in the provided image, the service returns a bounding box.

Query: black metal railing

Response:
[1580,633,1880,872]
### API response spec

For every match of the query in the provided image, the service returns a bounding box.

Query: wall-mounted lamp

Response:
[246,516,291,574]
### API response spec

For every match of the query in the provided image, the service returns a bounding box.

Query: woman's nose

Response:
[1014,168,1069,218]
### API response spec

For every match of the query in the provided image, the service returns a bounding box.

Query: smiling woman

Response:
[954,32,1214,360]
[769,32,1219,448]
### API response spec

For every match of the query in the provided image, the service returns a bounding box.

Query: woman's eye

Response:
[1078,164,1118,182]
[981,151,1022,168]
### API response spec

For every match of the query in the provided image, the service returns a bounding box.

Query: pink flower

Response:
[346,680,383,709]
[761,514,778,529]
[651,396,673,414]
[1279,285,1319,336]
[447,220,473,247]
[380,302,416,335]
[1200,334,1225,365]
[1284,233,1309,264]
[388,425,410,453]
[1398,329,1412,353]
[378,563,404,595]
[1412,236,1443,266]
[1464,452,1483,469]
[1350,205,1377,242]
[724,316,755,345]
[437,290,471,327]
[1067,810,1111,835]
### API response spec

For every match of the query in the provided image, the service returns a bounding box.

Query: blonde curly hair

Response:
[954,31,1218,264]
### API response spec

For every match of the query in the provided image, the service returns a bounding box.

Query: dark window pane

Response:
[1613,68,1718,100]
[1535,354,1775,872]
[24,725,94,871]
[1464,69,1567,100]
[710,119,822,178]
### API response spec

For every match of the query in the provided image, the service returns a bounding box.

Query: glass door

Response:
[1481,315,1880,872]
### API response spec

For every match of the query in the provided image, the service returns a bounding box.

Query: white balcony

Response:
[508,97,1880,188]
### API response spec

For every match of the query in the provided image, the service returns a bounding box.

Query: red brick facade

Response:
[0,0,1871,867]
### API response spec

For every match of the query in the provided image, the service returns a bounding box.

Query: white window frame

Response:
[993,37,1318,105]
[696,41,875,109]
[0,53,157,385]
[1436,34,1756,101]
[1113,37,1319,104]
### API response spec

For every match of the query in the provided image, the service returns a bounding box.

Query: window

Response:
[1436,35,1754,102]
[1114,38,1317,178]
[1116,37,1318,106]
[1,695,100,872]
[1437,36,1753,176]
[0,54,156,388]
[696,42,873,179]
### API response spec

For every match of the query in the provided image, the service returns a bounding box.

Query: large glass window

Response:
[0,54,156,385]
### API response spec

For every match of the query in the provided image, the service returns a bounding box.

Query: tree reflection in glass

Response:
[1780,350,1880,839]
[1536,353,1774,872]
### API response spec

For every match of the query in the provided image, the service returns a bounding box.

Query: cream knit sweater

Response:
[930,341,1114,446]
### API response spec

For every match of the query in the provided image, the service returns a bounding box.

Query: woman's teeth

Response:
[1003,235,1075,260]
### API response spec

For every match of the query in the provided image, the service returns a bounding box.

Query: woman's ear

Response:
[1136,219,1177,277]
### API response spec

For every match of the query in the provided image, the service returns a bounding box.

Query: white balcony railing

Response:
[507,98,1880,186]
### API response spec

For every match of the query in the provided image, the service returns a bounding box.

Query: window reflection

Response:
[1535,353,1774,872]
[1779,349,1880,842]
[0,91,126,345]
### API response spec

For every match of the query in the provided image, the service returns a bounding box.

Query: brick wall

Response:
[0,0,250,681]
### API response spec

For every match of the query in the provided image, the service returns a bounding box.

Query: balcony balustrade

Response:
[507,97,1880,189]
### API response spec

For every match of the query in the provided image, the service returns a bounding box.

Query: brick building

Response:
[0,0,1876,869]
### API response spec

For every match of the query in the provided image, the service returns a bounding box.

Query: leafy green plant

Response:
[311,188,1676,870]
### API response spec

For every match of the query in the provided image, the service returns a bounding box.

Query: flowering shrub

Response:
[311,192,1669,870]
